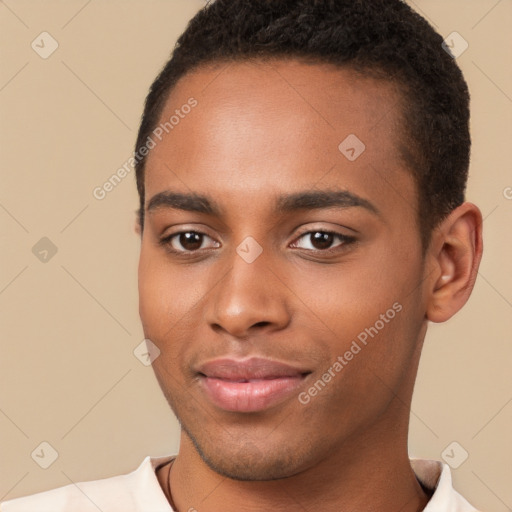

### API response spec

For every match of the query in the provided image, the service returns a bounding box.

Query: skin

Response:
[137,59,483,512]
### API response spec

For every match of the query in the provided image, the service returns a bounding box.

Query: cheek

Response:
[137,248,213,344]
[138,249,185,336]
[138,255,193,382]
[304,242,423,359]
[297,258,404,335]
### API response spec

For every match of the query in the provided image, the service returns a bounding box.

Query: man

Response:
[1,0,483,510]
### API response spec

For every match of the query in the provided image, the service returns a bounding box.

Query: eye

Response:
[159,229,356,256]
[290,230,356,253]
[159,231,220,254]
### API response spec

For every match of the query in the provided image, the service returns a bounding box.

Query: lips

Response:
[196,357,310,413]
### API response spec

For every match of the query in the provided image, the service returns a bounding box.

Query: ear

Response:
[425,202,483,323]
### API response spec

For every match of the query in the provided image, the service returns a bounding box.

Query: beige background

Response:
[0,0,510,510]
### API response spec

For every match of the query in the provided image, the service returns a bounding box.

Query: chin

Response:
[199,449,302,481]
[183,422,313,481]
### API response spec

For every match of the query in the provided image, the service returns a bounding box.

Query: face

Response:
[138,59,430,480]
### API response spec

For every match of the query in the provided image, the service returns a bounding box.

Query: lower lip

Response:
[199,375,306,412]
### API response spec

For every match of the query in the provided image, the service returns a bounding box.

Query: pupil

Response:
[311,232,333,250]
[180,232,202,250]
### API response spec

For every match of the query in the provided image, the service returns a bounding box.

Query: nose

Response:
[205,247,292,339]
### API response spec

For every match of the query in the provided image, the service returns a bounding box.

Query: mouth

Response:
[196,357,311,413]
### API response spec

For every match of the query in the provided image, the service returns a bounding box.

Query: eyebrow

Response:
[146,189,380,217]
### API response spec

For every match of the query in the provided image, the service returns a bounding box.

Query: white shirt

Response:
[1,455,480,511]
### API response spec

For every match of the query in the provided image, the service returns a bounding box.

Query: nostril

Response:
[254,321,271,328]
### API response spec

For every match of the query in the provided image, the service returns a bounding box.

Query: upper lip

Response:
[197,357,310,380]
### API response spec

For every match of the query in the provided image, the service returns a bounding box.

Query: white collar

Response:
[145,455,479,512]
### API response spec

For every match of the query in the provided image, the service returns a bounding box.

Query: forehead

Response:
[144,59,415,220]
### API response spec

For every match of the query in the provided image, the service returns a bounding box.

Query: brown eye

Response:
[291,230,356,253]
[309,232,335,250]
[159,231,220,254]
[176,232,203,251]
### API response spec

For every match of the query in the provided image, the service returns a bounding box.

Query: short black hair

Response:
[135,0,470,251]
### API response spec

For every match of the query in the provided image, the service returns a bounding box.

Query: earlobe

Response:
[426,202,483,323]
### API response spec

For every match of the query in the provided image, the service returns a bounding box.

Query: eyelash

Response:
[158,229,357,257]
